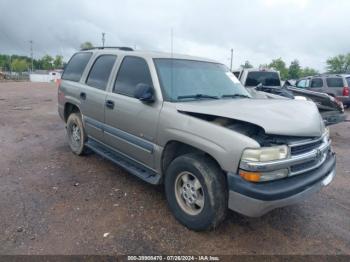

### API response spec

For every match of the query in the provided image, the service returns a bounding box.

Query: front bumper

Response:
[227,151,336,217]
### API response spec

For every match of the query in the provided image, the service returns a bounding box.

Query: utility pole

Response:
[102,32,106,47]
[29,40,34,72]
[230,48,233,71]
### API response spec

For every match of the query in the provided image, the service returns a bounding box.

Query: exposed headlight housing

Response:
[241,145,289,162]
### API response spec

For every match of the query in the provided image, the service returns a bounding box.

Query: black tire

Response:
[165,153,227,231]
[66,113,87,155]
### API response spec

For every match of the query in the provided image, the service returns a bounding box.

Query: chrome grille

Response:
[289,134,330,176]
[291,139,324,156]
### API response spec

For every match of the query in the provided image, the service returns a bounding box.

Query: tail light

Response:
[343,87,350,96]
[56,78,62,88]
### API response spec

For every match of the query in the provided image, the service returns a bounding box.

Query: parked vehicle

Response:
[58,48,336,230]
[296,74,350,107]
[237,68,346,126]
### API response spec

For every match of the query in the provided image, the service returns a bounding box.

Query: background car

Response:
[296,74,350,107]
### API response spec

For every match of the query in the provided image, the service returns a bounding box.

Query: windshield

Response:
[246,71,281,87]
[153,59,250,102]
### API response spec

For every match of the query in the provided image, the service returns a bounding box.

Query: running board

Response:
[85,138,161,185]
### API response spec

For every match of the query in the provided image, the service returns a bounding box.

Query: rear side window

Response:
[114,56,153,97]
[245,71,281,87]
[62,52,92,82]
[86,55,117,90]
[347,77,350,86]
[326,77,344,87]
[310,78,323,88]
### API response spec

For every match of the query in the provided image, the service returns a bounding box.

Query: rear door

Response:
[104,56,162,169]
[325,77,345,97]
[60,52,93,120]
[80,54,117,141]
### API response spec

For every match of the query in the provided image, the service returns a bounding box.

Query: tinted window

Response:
[347,77,350,86]
[310,78,323,88]
[62,52,92,82]
[114,56,153,97]
[245,71,281,87]
[326,77,344,88]
[86,55,116,90]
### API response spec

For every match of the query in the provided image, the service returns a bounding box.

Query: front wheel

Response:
[66,113,87,155]
[165,153,227,231]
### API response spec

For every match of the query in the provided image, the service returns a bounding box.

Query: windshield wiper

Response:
[222,94,250,99]
[177,94,219,100]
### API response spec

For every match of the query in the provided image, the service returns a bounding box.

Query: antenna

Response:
[171,28,174,57]
[230,48,233,71]
[29,40,33,72]
[170,28,174,101]
[102,32,106,47]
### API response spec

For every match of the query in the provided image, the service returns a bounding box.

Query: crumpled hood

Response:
[176,99,324,137]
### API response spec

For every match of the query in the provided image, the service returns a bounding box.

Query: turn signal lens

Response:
[239,169,289,182]
[239,170,261,182]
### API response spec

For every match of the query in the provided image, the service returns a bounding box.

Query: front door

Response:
[104,56,161,169]
[308,78,324,92]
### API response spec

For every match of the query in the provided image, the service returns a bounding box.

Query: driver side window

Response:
[310,78,323,88]
[297,80,307,88]
[113,56,153,97]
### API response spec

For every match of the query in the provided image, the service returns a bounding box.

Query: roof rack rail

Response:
[81,46,134,51]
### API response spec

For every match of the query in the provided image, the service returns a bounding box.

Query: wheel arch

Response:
[64,102,81,122]
[161,140,224,176]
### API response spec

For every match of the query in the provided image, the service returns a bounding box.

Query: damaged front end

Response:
[286,86,347,126]
[180,110,333,184]
[252,84,347,126]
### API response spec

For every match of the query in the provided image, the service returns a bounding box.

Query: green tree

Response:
[259,64,270,69]
[326,53,350,73]
[80,41,94,50]
[300,67,319,77]
[53,55,63,69]
[288,60,301,79]
[41,55,54,70]
[269,58,288,80]
[0,54,10,71]
[240,61,253,69]
[11,59,28,72]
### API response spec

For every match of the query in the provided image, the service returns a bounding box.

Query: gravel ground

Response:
[0,81,349,255]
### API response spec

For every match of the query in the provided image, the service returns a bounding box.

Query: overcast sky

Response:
[0,0,349,71]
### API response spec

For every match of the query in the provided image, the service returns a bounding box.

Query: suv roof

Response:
[78,48,218,63]
[305,74,346,78]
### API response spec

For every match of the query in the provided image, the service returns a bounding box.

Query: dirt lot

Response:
[0,82,349,255]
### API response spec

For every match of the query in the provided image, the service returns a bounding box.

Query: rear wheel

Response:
[66,113,87,155]
[165,153,227,231]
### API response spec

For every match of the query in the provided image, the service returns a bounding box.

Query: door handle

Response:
[80,92,86,100]
[105,100,115,109]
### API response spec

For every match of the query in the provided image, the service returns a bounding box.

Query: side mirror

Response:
[134,83,155,103]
